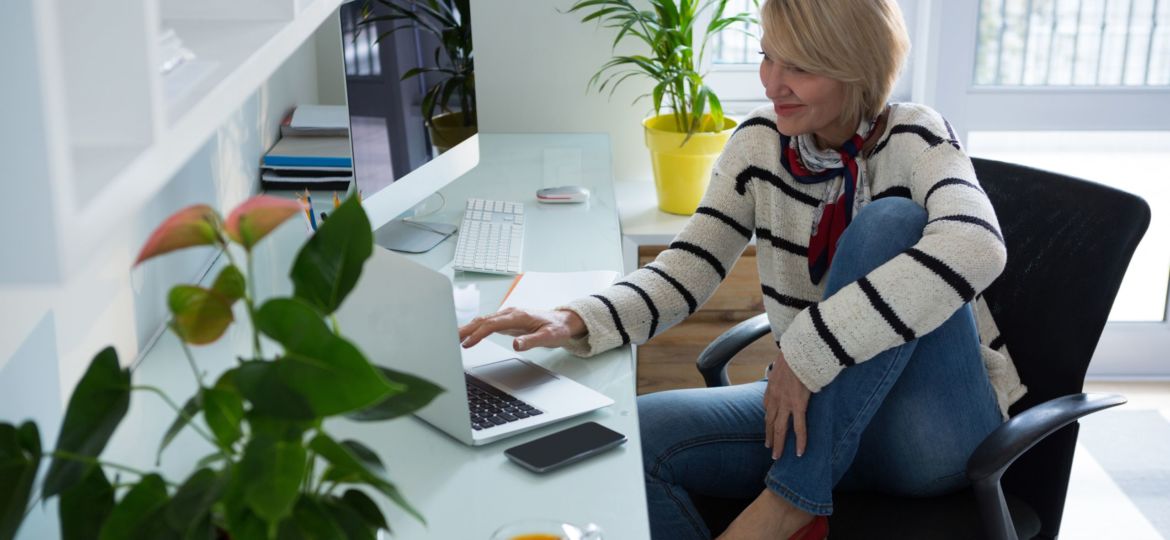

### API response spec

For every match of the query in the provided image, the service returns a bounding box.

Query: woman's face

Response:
[758,40,853,149]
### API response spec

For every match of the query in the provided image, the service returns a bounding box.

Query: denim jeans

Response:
[638,197,1005,539]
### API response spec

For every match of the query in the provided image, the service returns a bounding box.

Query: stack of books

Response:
[261,105,352,191]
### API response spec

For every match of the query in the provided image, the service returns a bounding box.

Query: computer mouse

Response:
[536,185,591,204]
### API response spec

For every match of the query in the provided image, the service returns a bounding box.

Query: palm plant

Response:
[359,0,475,128]
[567,0,759,141]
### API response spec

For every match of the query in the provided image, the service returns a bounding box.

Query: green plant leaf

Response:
[97,474,170,540]
[169,286,235,345]
[290,196,373,315]
[134,205,220,266]
[43,347,131,498]
[322,497,377,540]
[211,265,246,302]
[194,451,228,470]
[240,437,305,526]
[245,413,315,443]
[225,511,267,540]
[233,362,315,421]
[224,195,304,250]
[158,393,202,464]
[255,299,400,417]
[203,388,244,449]
[182,514,214,540]
[0,421,41,540]
[347,366,443,421]
[311,437,424,524]
[278,497,346,540]
[337,489,387,533]
[58,464,114,540]
[165,468,226,533]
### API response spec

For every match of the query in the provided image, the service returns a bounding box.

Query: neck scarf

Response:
[779,115,883,285]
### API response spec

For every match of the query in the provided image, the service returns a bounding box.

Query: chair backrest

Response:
[973,157,1151,538]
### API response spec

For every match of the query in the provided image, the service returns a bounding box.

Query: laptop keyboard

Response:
[466,374,544,431]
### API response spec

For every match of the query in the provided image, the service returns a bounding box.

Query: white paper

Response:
[290,105,350,130]
[499,270,621,311]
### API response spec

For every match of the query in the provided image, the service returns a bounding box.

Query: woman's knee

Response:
[637,392,687,475]
[837,197,927,261]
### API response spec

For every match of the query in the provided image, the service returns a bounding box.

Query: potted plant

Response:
[360,0,476,153]
[567,0,759,215]
[0,195,442,539]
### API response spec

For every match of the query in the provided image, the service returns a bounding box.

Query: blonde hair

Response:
[760,0,910,129]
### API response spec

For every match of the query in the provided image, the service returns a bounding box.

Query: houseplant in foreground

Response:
[0,195,442,540]
[567,0,759,214]
[359,0,476,153]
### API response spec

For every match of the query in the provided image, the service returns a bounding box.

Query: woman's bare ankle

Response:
[717,488,813,540]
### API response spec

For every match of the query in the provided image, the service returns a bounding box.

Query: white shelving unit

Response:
[5,0,342,283]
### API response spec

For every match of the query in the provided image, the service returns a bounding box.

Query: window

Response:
[342,6,382,78]
[975,0,1170,86]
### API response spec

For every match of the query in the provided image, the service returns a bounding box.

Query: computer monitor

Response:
[337,1,478,252]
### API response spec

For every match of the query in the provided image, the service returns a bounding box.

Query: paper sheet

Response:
[499,270,621,311]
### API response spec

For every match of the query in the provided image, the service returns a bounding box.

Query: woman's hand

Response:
[764,352,811,460]
[457,307,587,352]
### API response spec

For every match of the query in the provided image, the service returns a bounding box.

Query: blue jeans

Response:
[638,197,1004,539]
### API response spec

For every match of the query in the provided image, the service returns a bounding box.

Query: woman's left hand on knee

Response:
[764,353,811,460]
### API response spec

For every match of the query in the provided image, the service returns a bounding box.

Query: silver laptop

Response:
[336,246,614,446]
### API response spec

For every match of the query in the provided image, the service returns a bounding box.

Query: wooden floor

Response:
[634,246,777,395]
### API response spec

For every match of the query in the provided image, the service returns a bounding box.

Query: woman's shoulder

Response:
[728,104,783,145]
[884,102,961,148]
[715,105,784,174]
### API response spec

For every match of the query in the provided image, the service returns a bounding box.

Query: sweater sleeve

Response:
[778,139,1008,392]
[558,154,758,357]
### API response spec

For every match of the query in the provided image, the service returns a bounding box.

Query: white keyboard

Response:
[453,198,525,275]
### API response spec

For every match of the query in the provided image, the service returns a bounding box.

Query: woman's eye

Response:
[758,50,772,61]
[787,65,806,73]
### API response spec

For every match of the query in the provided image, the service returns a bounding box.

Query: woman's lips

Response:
[774,104,804,117]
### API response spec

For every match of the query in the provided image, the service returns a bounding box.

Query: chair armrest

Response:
[966,392,1126,540]
[967,392,1126,482]
[695,313,771,388]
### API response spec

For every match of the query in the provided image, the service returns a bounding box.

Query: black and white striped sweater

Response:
[562,103,1027,419]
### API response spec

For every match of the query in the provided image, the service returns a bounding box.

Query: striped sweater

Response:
[562,102,1027,419]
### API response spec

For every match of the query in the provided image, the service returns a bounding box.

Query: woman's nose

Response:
[763,68,789,97]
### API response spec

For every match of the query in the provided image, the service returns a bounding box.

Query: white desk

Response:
[95,134,650,539]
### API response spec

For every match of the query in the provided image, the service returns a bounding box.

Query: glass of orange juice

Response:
[489,520,603,540]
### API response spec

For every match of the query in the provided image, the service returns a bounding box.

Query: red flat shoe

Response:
[787,515,829,540]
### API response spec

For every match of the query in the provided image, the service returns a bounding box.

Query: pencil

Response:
[306,189,317,230]
[333,191,341,209]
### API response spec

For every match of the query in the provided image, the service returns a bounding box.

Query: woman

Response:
[458,0,1027,538]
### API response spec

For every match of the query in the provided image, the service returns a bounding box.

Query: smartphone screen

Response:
[504,421,626,473]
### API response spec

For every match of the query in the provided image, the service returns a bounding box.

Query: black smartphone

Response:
[504,421,627,473]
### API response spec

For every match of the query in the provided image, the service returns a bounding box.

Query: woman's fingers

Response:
[460,312,525,348]
[771,408,789,461]
[513,325,561,351]
[763,394,775,450]
[793,408,807,458]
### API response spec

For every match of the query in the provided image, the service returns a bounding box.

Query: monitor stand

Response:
[373,192,457,253]
[374,219,457,254]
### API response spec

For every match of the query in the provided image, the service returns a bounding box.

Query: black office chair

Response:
[691,158,1151,539]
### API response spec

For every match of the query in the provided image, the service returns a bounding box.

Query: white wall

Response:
[473,0,657,182]
[0,31,326,487]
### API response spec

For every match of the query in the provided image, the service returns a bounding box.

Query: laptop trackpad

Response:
[469,358,557,391]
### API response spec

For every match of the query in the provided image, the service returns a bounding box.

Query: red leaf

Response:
[134,205,220,266]
[225,196,304,249]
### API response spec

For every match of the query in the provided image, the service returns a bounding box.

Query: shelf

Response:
[71,145,144,205]
[56,0,344,279]
[163,20,286,124]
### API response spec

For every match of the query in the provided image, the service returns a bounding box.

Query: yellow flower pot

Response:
[643,114,737,215]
